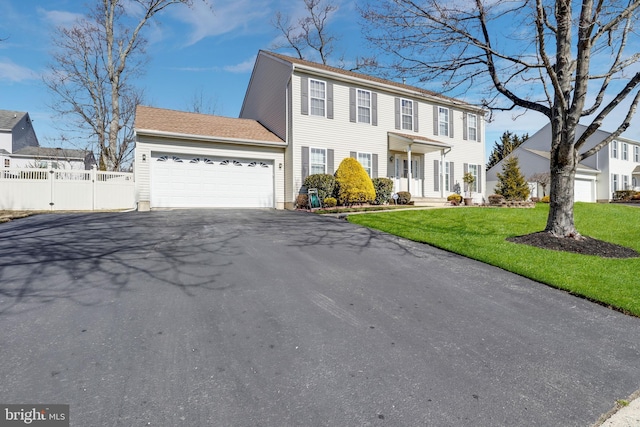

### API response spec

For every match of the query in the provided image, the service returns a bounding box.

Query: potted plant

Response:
[462,172,475,206]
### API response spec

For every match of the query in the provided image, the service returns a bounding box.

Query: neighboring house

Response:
[9,147,97,170]
[134,50,486,210]
[486,123,640,202]
[0,109,96,170]
[0,110,39,156]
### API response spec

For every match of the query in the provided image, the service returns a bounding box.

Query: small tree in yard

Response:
[334,158,375,206]
[496,156,530,201]
[529,172,551,197]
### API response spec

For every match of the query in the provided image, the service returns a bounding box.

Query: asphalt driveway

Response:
[0,210,639,426]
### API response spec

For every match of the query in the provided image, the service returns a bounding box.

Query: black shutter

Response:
[327,149,334,174]
[349,88,356,122]
[302,146,309,181]
[372,93,378,126]
[372,154,378,178]
[327,82,334,119]
[301,77,308,115]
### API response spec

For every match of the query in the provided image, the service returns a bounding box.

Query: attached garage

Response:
[574,178,595,202]
[151,154,274,208]
[135,106,286,210]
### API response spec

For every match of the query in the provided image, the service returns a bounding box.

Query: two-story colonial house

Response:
[486,123,640,202]
[134,51,486,210]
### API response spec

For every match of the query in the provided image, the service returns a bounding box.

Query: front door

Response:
[393,155,422,197]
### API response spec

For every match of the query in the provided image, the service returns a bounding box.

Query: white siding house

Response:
[240,51,486,208]
[135,51,486,210]
[486,123,640,202]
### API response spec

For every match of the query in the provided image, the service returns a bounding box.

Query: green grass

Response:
[347,203,640,317]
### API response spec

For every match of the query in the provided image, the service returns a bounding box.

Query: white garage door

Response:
[574,179,594,202]
[151,153,274,208]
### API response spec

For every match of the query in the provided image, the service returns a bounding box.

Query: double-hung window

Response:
[444,162,451,191]
[612,174,619,191]
[623,175,629,190]
[357,152,372,177]
[3,159,9,168]
[468,164,478,192]
[309,79,326,117]
[467,114,477,141]
[438,107,449,137]
[623,143,629,160]
[401,99,413,130]
[612,140,618,159]
[310,148,326,174]
[357,89,371,124]
[635,146,640,162]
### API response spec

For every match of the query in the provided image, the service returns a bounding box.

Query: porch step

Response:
[411,197,447,206]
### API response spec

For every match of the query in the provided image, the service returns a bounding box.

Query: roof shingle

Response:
[135,106,284,144]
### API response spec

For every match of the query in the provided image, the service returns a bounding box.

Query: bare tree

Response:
[363,0,640,239]
[185,86,221,115]
[272,0,338,65]
[529,172,551,197]
[45,0,209,171]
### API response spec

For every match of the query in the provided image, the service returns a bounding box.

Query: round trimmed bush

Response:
[372,177,394,205]
[447,194,462,205]
[334,158,376,206]
[323,197,337,207]
[304,174,336,203]
[396,191,411,204]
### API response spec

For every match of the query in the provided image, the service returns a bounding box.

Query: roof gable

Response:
[0,110,27,131]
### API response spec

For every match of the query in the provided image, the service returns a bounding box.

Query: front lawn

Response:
[348,203,640,317]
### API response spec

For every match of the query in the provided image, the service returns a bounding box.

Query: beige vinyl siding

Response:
[240,54,291,141]
[135,135,286,209]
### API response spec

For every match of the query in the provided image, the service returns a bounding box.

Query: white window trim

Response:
[357,152,372,177]
[438,107,449,137]
[612,140,618,159]
[309,78,326,118]
[623,174,629,189]
[444,161,450,191]
[401,99,413,131]
[310,147,327,174]
[634,146,640,162]
[612,174,619,191]
[357,89,371,124]
[623,142,629,161]
[467,113,478,141]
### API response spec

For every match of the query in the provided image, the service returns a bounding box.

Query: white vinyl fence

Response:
[0,167,135,211]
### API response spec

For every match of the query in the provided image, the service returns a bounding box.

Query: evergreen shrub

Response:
[334,158,376,205]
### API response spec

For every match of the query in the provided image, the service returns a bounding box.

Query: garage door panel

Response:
[151,153,274,208]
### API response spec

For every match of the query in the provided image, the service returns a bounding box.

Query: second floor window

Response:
[439,107,449,137]
[357,152,372,177]
[310,148,326,174]
[623,143,629,160]
[612,140,618,159]
[635,146,639,162]
[467,114,477,141]
[402,99,413,130]
[357,89,371,124]
[309,79,326,117]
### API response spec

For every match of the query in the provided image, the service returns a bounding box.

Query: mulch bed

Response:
[507,231,639,258]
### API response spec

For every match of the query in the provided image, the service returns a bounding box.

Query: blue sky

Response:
[0,0,636,157]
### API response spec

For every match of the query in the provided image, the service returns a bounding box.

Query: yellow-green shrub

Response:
[447,194,463,204]
[324,197,337,207]
[334,158,376,205]
[541,195,550,203]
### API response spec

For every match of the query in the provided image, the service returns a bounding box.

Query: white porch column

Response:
[407,145,412,195]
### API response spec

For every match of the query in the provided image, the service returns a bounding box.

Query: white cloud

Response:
[0,58,39,82]
[171,0,272,46]
[37,8,83,28]
[223,56,256,73]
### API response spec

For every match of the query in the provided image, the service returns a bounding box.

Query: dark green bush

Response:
[396,191,411,204]
[304,174,336,203]
[372,177,394,205]
[488,194,505,205]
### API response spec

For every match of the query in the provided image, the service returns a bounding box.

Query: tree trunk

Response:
[545,123,582,239]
